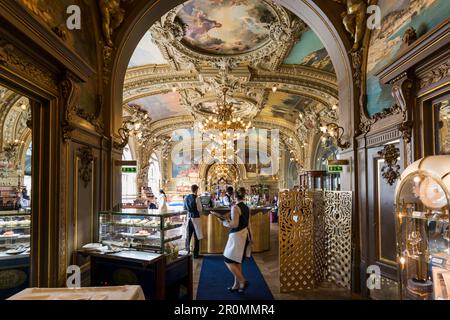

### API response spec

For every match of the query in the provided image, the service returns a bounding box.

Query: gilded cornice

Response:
[0,39,57,92]
[123,64,338,107]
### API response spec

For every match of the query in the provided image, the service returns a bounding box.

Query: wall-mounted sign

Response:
[116,160,137,166]
[327,160,350,166]
[122,166,137,173]
[327,165,343,174]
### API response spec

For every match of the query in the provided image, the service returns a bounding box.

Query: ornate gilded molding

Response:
[150,1,305,71]
[113,127,130,150]
[419,60,450,90]
[332,0,368,89]
[377,144,401,186]
[99,0,125,48]
[0,40,57,89]
[77,146,94,188]
[99,0,125,83]
[123,64,338,111]
[60,71,81,142]
[391,73,415,144]
[332,0,367,52]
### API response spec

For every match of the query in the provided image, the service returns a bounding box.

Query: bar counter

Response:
[199,206,272,254]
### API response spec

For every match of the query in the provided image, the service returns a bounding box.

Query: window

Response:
[121,145,136,203]
[148,153,160,194]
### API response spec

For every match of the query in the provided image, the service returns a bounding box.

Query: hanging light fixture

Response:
[198,88,252,142]
[319,122,350,150]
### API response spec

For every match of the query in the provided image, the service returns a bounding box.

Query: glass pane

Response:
[436,99,450,155]
[0,85,32,299]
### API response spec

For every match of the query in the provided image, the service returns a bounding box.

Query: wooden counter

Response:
[199,207,272,254]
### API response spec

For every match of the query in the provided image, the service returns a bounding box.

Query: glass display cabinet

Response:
[395,156,450,300]
[0,209,31,255]
[98,208,187,259]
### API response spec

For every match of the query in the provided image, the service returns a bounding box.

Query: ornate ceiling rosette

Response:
[150,0,305,71]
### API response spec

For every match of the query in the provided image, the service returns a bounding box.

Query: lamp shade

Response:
[395,155,450,207]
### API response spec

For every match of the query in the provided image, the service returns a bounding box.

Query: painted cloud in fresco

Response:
[176,0,277,55]
[366,0,450,117]
[128,31,168,67]
[259,92,316,122]
[129,92,190,122]
[284,28,335,73]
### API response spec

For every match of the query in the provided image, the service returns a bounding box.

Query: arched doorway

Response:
[109,0,358,299]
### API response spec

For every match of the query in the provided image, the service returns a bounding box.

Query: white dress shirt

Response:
[223,202,241,229]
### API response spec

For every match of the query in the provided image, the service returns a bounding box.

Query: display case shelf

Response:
[395,156,450,300]
[0,210,31,259]
[98,208,187,256]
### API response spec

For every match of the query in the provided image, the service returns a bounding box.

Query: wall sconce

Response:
[319,122,350,150]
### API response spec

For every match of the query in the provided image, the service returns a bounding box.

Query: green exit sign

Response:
[122,166,137,173]
[327,165,343,174]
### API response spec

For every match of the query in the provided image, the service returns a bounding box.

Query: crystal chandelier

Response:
[213,164,231,178]
[198,88,252,142]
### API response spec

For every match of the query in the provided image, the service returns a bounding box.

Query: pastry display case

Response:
[0,209,31,256]
[98,208,187,257]
[395,156,450,300]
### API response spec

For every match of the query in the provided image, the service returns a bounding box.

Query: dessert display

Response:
[0,211,31,256]
[98,209,187,258]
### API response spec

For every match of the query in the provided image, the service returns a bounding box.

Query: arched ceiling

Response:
[0,85,32,168]
[123,0,340,169]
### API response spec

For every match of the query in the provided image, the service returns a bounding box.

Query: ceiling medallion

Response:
[151,0,305,70]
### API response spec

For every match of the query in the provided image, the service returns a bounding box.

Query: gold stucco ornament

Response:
[99,0,125,47]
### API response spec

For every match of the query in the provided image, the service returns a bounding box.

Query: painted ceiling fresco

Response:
[129,92,190,122]
[284,28,335,73]
[175,0,277,55]
[366,0,450,117]
[259,92,316,122]
[128,31,168,67]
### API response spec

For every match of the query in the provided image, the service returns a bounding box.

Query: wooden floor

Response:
[193,223,362,300]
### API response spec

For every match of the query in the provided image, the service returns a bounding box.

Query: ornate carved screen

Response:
[324,191,352,289]
[279,190,315,291]
[279,190,352,292]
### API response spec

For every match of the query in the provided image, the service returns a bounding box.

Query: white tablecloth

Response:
[7,285,145,300]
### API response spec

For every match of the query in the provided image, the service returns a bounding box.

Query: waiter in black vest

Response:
[184,184,204,258]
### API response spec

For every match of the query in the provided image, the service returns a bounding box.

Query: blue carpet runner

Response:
[196,256,274,300]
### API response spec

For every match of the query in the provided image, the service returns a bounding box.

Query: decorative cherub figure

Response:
[99,0,125,47]
[333,0,368,51]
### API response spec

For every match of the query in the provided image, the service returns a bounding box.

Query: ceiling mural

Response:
[259,92,316,122]
[284,28,334,73]
[129,92,190,122]
[176,0,277,55]
[122,0,340,169]
[366,0,450,116]
[128,31,168,67]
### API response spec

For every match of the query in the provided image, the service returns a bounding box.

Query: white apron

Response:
[223,227,252,263]
[158,195,168,212]
[190,217,204,240]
